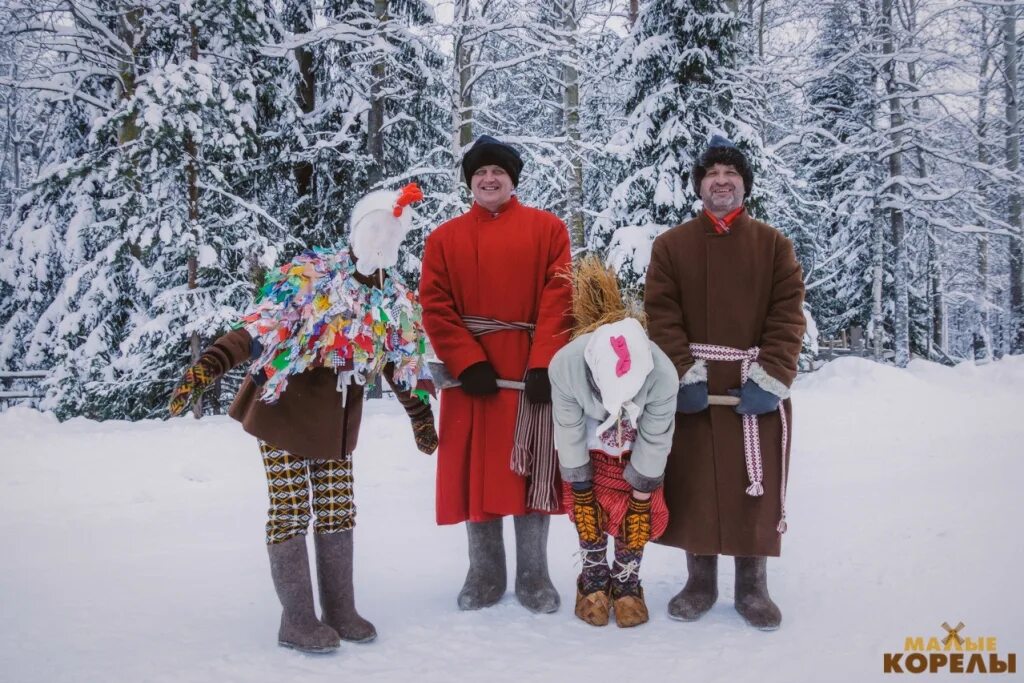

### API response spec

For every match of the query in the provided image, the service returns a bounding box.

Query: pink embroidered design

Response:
[610,335,631,377]
[598,417,637,450]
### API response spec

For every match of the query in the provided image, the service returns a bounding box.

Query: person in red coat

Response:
[420,135,573,613]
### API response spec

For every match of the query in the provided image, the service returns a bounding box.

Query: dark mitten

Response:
[676,381,709,414]
[411,415,439,455]
[524,368,551,405]
[168,357,219,416]
[571,487,607,545]
[730,380,781,416]
[622,496,652,551]
[458,361,499,396]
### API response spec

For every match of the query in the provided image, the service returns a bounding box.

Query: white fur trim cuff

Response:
[680,359,708,386]
[749,362,790,399]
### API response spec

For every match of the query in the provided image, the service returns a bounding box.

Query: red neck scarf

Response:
[704,206,745,234]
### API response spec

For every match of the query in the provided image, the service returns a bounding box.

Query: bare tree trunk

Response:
[117,9,142,145]
[977,10,993,362]
[185,20,202,417]
[362,0,391,400]
[870,214,885,361]
[860,0,885,360]
[452,0,474,196]
[558,0,584,249]
[926,231,944,355]
[368,0,389,188]
[6,63,20,192]
[757,0,767,59]
[1004,4,1024,353]
[904,0,943,357]
[289,1,316,202]
[628,0,639,29]
[882,0,909,367]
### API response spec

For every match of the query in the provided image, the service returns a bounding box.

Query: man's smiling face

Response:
[471,164,514,211]
[699,163,745,215]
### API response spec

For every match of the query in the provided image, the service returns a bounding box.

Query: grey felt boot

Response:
[734,556,782,631]
[313,530,377,643]
[267,535,341,653]
[513,513,560,614]
[668,552,719,622]
[457,519,507,610]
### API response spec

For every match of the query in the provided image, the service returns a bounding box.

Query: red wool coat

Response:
[420,196,574,524]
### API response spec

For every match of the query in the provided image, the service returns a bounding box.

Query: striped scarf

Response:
[688,343,790,534]
[562,452,670,541]
[461,316,560,512]
[703,206,745,235]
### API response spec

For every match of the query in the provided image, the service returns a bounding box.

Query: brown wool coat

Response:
[202,328,431,462]
[644,210,805,557]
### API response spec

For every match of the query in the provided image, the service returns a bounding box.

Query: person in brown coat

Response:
[168,187,438,653]
[644,135,805,630]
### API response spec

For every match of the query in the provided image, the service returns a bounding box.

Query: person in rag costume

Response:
[419,135,574,613]
[548,256,678,628]
[168,184,438,653]
[644,135,806,630]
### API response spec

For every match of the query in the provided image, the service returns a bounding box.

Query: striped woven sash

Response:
[462,316,559,512]
[688,343,790,534]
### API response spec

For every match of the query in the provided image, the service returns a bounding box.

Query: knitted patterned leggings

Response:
[579,537,644,597]
[260,441,355,545]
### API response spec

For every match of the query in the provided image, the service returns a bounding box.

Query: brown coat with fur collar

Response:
[644,210,805,557]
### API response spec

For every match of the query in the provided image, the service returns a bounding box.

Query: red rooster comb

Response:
[393,182,424,217]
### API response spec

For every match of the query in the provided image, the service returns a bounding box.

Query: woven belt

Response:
[460,315,559,512]
[688,343,789,534]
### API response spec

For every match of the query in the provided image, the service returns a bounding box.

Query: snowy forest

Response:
[1,0,1022,420]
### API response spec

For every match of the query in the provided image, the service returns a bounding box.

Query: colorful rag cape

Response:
[237,247,428,404]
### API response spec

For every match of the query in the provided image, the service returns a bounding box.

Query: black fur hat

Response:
[462,135,524,187]
[692,134,754,198]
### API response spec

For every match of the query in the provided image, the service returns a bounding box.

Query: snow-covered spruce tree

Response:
[369,0,452,286]
[437,0,629,255]
[442,0,574,228]
[579,20,630,252]
[1,1,284,419]
[274,0,448,283]
[602,0,770,291]
[795,1,882,343]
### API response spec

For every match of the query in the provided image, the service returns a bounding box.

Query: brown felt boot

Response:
[267,535,340,654]
[314,530,377,643]
[574,578,611,627]
[734,556,782,631]
[668,552,719,621]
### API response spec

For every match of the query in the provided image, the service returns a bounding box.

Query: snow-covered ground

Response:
[2,357,1022,683]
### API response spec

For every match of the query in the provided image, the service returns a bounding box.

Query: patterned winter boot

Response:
[267,535,341,653]
[668,553,719,622]
[458,519,507,610]
[513,513,560,613]
[314,530,377,643]
[610,541,649,628]
[574,537,611,626]
[734,556,782,631]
